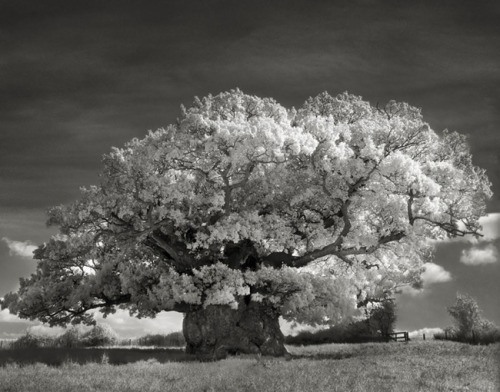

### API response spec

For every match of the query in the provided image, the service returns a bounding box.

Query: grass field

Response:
[0,341,498,392]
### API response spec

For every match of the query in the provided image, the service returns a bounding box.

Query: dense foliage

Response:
[1,89,491,330]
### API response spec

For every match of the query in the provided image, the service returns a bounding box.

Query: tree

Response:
[81,324,118,347]
[448,293,481,341]
[1,90,491,358]
[55,325,85,347]
[367,298,397,338]
[447,293,498,343]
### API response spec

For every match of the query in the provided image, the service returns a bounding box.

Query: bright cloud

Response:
[0,308,22,323]
[27,325,65,337]
[478,213,500,241]
[0,309,185,340]
[460,244,498,266]
[279,319,329,336]
[1,237,37,258]
[402,262,452,296]
[93,310,184,338]
[421,262,452,284]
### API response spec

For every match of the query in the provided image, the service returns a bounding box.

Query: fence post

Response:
[423,333,425,341]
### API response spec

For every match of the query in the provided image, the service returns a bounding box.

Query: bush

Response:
[81,324,118,347]
[10,324,121,349]
[12,332,56,349]
[285,320,387,346]
[434,326,458,341]
[285,298,396,345]
[136,332,186,347]
[55,326,85,348]
[368,299,397,337]
[441,293,500,345]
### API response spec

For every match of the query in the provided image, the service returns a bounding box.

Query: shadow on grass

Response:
[289,351,356,361]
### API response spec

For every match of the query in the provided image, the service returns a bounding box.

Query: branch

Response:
[19,294,132,326]
[281,231,406,269]
[329,163,379,248]
[412,215,482,237]
[407,190,415,225]
[147,231,197,273]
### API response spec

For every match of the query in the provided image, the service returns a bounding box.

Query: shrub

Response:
[136,332,186,347]
[285,320,387,345]
[12,332,55,349]
[438,294,500,345]
[285,298,396,345]
[81,324,118,347]
[55,326,85,348]
[368,299,397,337]
[434,326,458,341]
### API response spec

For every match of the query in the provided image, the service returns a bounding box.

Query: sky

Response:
[1,0,499,339]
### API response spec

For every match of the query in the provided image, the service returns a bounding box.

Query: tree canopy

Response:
[2,89,492,328]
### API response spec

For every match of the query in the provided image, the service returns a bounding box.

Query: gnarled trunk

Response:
[183,299,287,360]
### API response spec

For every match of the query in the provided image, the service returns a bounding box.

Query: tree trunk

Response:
[183,299,287,360]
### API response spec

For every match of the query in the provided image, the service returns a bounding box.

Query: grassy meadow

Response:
[0,341,498,392]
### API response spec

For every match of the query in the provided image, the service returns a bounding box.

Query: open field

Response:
[0,341,498,392]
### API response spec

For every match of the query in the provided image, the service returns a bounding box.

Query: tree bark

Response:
[182,299,287,360]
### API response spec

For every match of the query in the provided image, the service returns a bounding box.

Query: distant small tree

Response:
[12,331,55,349]
[137,332,186,347]
[448,293,482,341]
[55,326,84,347]
[447,293,499,343]
[81,324,118,347]
[368,298,397,337]
[475,319,500,344]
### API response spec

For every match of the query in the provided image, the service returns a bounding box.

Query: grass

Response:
[0,341,498,392]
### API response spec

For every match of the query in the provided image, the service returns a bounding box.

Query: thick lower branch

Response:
[264,231,406,269]
[146,231,202,273]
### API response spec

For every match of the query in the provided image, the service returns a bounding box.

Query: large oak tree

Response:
[2,90,492,358]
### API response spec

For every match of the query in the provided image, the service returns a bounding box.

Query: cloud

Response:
[460,243,498,266]
[401,262,452,296]
[0,308,184,340]
[1,237,37,258]
[421,262,452,285]
[477,213,500,242]
[279,319,329,337]
[93,310,184,339]
[27,325,65,337]
[0,308,22,323]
